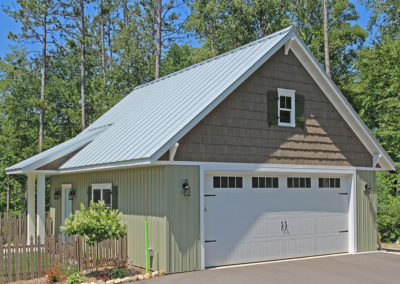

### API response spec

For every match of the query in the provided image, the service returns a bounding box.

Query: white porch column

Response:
[37,175,46,243]
[26,174,36,240]
[349,172,357,254]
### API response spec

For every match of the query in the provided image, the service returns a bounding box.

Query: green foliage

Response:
[354,35,400,163]
[162,43,213,75]
[62,264,80,277]
[66,272,86,284]
[109,267,129,279]
[61,201,127,246]
[377,172,400,242]
[186,0,367,89]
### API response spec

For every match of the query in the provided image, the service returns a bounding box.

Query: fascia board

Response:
[58,158,152,174]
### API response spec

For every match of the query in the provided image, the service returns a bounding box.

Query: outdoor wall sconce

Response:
[183,179,191,196]
[364,183,372,194]
[54,188,61,200]
[68,188,76,200]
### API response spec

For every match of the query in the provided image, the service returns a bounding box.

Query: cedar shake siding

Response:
[167,48,371,167]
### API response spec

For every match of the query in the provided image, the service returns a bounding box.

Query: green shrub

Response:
[61,201,127,246]
[66,272,86,284]
[377,172,400,243]
[62,264,80,277]
[109,267,129,279]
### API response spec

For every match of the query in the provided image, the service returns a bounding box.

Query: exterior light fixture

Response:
[183,179,191,196]
[68,188,76,200]
[54,188,61,200]
[364,183,372,194]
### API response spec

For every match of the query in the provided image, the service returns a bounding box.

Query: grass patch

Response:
[381,243,400,250]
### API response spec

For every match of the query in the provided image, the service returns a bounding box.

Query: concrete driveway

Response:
[147,252,400,284]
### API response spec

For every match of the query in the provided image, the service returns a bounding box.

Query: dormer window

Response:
[278,88,295,127]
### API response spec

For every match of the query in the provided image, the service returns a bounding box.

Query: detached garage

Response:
[7,27,394,273]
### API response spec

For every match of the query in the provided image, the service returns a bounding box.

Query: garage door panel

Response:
[205,174,349,267]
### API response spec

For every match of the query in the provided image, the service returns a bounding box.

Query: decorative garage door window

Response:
[252,177,279,188]
[287,177,311,188]
[318,178,341,188]
[213,176,243,188]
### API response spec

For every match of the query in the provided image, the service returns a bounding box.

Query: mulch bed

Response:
[9,265,147,284]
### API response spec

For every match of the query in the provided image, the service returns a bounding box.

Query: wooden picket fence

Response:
[0,234,128,282]
[0,214,54,245]
[0,214,27,245]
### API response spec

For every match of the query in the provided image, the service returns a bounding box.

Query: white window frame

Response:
[91,183,112,209]
[278,88,296,127]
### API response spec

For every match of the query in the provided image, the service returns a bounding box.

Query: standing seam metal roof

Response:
[58,26,294,169]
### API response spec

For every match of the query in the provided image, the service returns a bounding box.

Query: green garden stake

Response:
[145,184,149,274]
[145,219,149,273]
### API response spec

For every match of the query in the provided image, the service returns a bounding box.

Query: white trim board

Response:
[19,161,388,176]
[23,161,389,176]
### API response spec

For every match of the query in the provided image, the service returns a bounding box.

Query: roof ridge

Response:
[130,26,294,92]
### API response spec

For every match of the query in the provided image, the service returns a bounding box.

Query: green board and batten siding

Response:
[356,170,377,252]
[50,165,200,273]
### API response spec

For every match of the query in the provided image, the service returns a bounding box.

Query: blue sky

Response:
[0,0,372,59]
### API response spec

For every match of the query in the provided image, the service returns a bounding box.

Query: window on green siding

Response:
[92,184,112,208]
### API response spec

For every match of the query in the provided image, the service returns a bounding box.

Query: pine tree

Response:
[4,0,61,152]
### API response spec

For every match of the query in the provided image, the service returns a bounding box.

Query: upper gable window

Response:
[278,88,295,127]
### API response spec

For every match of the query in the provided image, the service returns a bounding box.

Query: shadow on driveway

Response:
[148,252,400,284]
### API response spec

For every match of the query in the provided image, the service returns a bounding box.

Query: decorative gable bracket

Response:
[373,153,382,168]
[284,37,295,55]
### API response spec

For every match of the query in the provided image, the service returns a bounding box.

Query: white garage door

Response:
[204,174,349,267]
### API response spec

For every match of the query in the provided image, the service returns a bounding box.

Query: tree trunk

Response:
[155,0,161,79]
[39,17,47,152]
[80,0,86,130]
[100,0,106,86]
[323,0,331,77]
[151,3,156,57]
[107,24,113,70]
[123,0,129,27]
[6,176,10,214]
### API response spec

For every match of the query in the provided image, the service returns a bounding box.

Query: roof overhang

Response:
[6,125,111,175]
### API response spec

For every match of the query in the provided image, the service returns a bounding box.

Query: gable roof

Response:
[6,26,395,174]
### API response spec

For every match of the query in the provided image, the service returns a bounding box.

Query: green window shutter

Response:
[112,185,118,210]
[295,94,305,129]
[267,90,279,127]
[87,186,92,207]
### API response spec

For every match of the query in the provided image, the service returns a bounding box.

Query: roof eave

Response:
[58,158,153,174]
